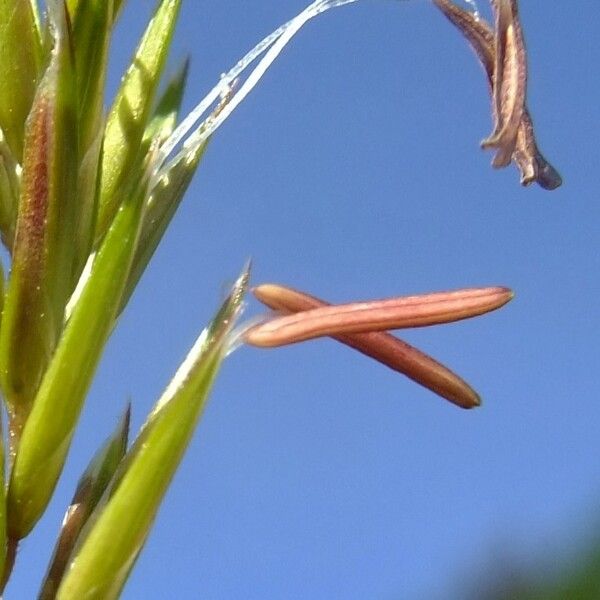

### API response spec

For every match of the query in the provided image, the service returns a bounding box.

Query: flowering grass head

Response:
[0,0,558,595]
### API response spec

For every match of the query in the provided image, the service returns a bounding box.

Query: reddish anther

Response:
[246,283,514,409]
[247,285,513,347]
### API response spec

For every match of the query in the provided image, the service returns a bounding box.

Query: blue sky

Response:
[8,1,600,598]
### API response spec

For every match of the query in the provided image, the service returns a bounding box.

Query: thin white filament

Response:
[463,0,480,20]
[153,0,363,186]
[225,313,269,357]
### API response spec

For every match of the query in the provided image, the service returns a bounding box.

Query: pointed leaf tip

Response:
[96,0,183,241]
[56,267,249,599]
[39,406,130,599]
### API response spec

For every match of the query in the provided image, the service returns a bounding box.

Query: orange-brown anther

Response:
[247,285,513,347]
[246,283,514,409]
[250,284,481,408]
[432,0,561,189]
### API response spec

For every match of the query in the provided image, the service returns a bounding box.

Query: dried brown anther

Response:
[433,0,561,189]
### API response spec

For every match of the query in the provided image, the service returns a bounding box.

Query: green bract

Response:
[0,0,42,162]
[7,157,150,539]
[56,269,248,599]
[70,0,114,276]
[39,406,130,600]
[0,2,78,431]
[95,0,182,242]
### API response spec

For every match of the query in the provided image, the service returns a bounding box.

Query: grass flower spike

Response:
[246,283,514,409]
[55,268,249,599]
[0,0,557,594]
[0,1,78,438]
